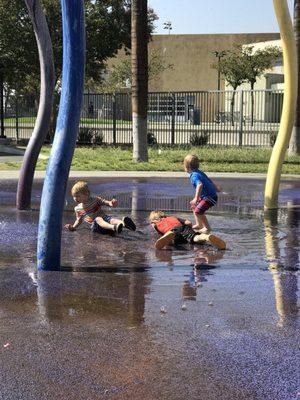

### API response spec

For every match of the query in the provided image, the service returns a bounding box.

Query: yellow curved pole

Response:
[264,0,297,209]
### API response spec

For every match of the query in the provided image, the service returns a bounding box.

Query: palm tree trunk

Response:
[131,0,148,162]
[289,0,300,154]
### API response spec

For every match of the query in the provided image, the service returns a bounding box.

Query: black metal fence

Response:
[2,89,283,147]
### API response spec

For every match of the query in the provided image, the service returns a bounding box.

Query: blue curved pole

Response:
[37,0,85,270]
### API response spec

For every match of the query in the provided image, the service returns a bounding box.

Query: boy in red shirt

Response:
[149,210,226,250]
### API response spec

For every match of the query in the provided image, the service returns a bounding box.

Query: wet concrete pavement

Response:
[0,177,299,399]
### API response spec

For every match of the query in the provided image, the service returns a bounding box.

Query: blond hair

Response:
[149,210,166,222]
[71,181,90,197]
[183,154,199,172]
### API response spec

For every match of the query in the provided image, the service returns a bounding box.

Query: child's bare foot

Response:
[192,224,202,230]
[193,225,210,234]
[198,227,211,234]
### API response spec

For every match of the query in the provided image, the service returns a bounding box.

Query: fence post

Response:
[171,92,175,145]
[238,90,244,146]
[15,96,19,142]
[112,93,116,145]
[0,65,5,138]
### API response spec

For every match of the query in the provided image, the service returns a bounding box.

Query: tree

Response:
[101,50,173,92]
[131,0,148,162]
[289,0,300,155]
[213,44,281,126]
[0,0,157,138]
[213,46,246,125]
[0,0,157,94]
[0,0,36,94]
[242,45,281,125]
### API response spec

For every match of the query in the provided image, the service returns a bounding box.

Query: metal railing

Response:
[2,89,283,147]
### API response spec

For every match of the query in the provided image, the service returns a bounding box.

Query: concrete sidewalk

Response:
[0,170,300,181]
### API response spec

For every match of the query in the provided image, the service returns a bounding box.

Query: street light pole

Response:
[0,63,5,138]
[213,51,226,122]
[213,50,226,90]
[163,21,172,35]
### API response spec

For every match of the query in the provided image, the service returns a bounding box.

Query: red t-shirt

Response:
[154,216,183,235]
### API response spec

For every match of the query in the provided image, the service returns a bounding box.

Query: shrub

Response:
[269,131,277,147]
[147,131,157,146]
[189,130,210,146]
[93,131,104,145]
[77,128,103,145]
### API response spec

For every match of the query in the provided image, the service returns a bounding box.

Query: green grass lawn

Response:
[1,146,299,174]
[4,117,36,123]
[4,117,129,125]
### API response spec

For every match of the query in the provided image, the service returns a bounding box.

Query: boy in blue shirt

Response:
[184,154,221,233]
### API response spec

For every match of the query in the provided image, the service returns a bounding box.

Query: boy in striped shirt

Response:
[65,181,136,235]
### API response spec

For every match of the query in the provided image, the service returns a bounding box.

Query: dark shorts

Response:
[191,197,217,215]
[91,215,112,235]
[171,225,196,245]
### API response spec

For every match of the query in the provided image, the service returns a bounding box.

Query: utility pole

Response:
[213,50,226,91]
[163,21,172,35]
[213,51,226,122]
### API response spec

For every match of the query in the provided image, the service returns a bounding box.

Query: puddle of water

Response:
[0,178,299,400]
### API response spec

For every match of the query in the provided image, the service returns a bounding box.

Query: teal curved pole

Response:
[37,0,85,270]
[17,0,55,210]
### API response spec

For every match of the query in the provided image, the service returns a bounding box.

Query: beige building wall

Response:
[107,33,280,92]
[149,33,280,92]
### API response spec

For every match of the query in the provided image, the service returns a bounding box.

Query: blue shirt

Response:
[189,170,217,201]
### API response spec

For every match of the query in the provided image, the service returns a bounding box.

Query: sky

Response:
[149,0,294,35]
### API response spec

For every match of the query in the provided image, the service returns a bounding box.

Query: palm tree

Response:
[289,0,300,155]
[131,0,148,162]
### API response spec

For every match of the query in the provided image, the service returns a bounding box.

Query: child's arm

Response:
[150,221,161,234]
[150,222,156,229]
[97,196,118,207]
[190,183,202,204]
[178,217,193,226]
[64,215,83,231]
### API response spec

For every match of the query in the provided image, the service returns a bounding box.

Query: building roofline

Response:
[152,33,280,38]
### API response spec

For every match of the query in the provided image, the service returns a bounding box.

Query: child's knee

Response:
[95,216,104,225]
[95,217,112,229]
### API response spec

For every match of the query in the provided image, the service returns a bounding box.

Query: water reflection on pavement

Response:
[0,177,299,400]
